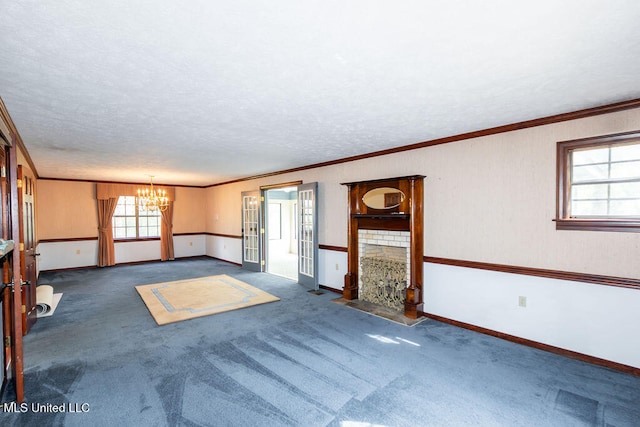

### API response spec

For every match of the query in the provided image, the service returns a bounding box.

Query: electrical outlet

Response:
[518,296,527,308]
[189,242,193,246]
[335,263,339,270]
[76,249,80,254]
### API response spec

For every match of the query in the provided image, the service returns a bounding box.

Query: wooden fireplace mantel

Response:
[341,175,425,318]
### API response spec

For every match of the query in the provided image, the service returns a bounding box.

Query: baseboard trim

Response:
[204,255,242,266]
[421,311,640,377]
[319,284,342,294]
[39,264,98,274]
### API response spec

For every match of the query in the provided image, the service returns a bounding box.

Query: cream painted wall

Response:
[425,263,640,369]
[206,108,640,280]
[422,112,640,277]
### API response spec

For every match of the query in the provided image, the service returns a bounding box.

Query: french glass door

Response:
[241,190,262,271]
[297,182,318,290]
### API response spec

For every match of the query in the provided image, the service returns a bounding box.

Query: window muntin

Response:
[557,131,640,232]
[112,196,161,239]
[569,142,640,218]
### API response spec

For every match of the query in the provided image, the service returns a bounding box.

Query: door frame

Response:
[259,181,302,280]
[243,181,318,290]
[264,185,299,280]
[5,140,24,402]
[0,146,10,398]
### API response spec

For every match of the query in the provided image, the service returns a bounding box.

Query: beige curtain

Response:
[97,197,118,267]
[160,201,175,261]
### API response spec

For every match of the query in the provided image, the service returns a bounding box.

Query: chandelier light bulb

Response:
[137,175,169,212]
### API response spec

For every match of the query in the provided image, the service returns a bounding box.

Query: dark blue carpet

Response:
[2,258,639,426]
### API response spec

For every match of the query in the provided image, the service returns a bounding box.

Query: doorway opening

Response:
[265,186,298,280]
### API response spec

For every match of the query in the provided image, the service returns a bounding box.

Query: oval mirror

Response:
[362,187,405,210]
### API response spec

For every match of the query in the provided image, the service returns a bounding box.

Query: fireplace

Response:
[341,175,425,318]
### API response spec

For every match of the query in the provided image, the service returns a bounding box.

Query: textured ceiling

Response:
[1,1,640,186]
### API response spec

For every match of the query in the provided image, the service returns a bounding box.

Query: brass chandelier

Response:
[137,176,169,212]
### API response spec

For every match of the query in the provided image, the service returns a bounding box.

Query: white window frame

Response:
[112,196,162,239]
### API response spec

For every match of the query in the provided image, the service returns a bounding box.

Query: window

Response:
[556,131,640,232]
[112,196,161,239]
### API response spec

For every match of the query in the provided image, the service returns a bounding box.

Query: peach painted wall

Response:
[36,180,207,239]
[173,186,206,233]
[36,180,97,240]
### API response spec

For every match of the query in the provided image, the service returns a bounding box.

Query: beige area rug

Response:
[136,275,280,325]
[332,297,427,327]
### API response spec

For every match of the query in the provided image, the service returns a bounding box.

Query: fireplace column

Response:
[404,177,424,318]
[343,181,360,300]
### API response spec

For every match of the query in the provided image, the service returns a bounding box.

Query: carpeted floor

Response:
[2,257,640,426]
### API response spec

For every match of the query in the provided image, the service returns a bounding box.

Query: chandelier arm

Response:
[137,175,170,212]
